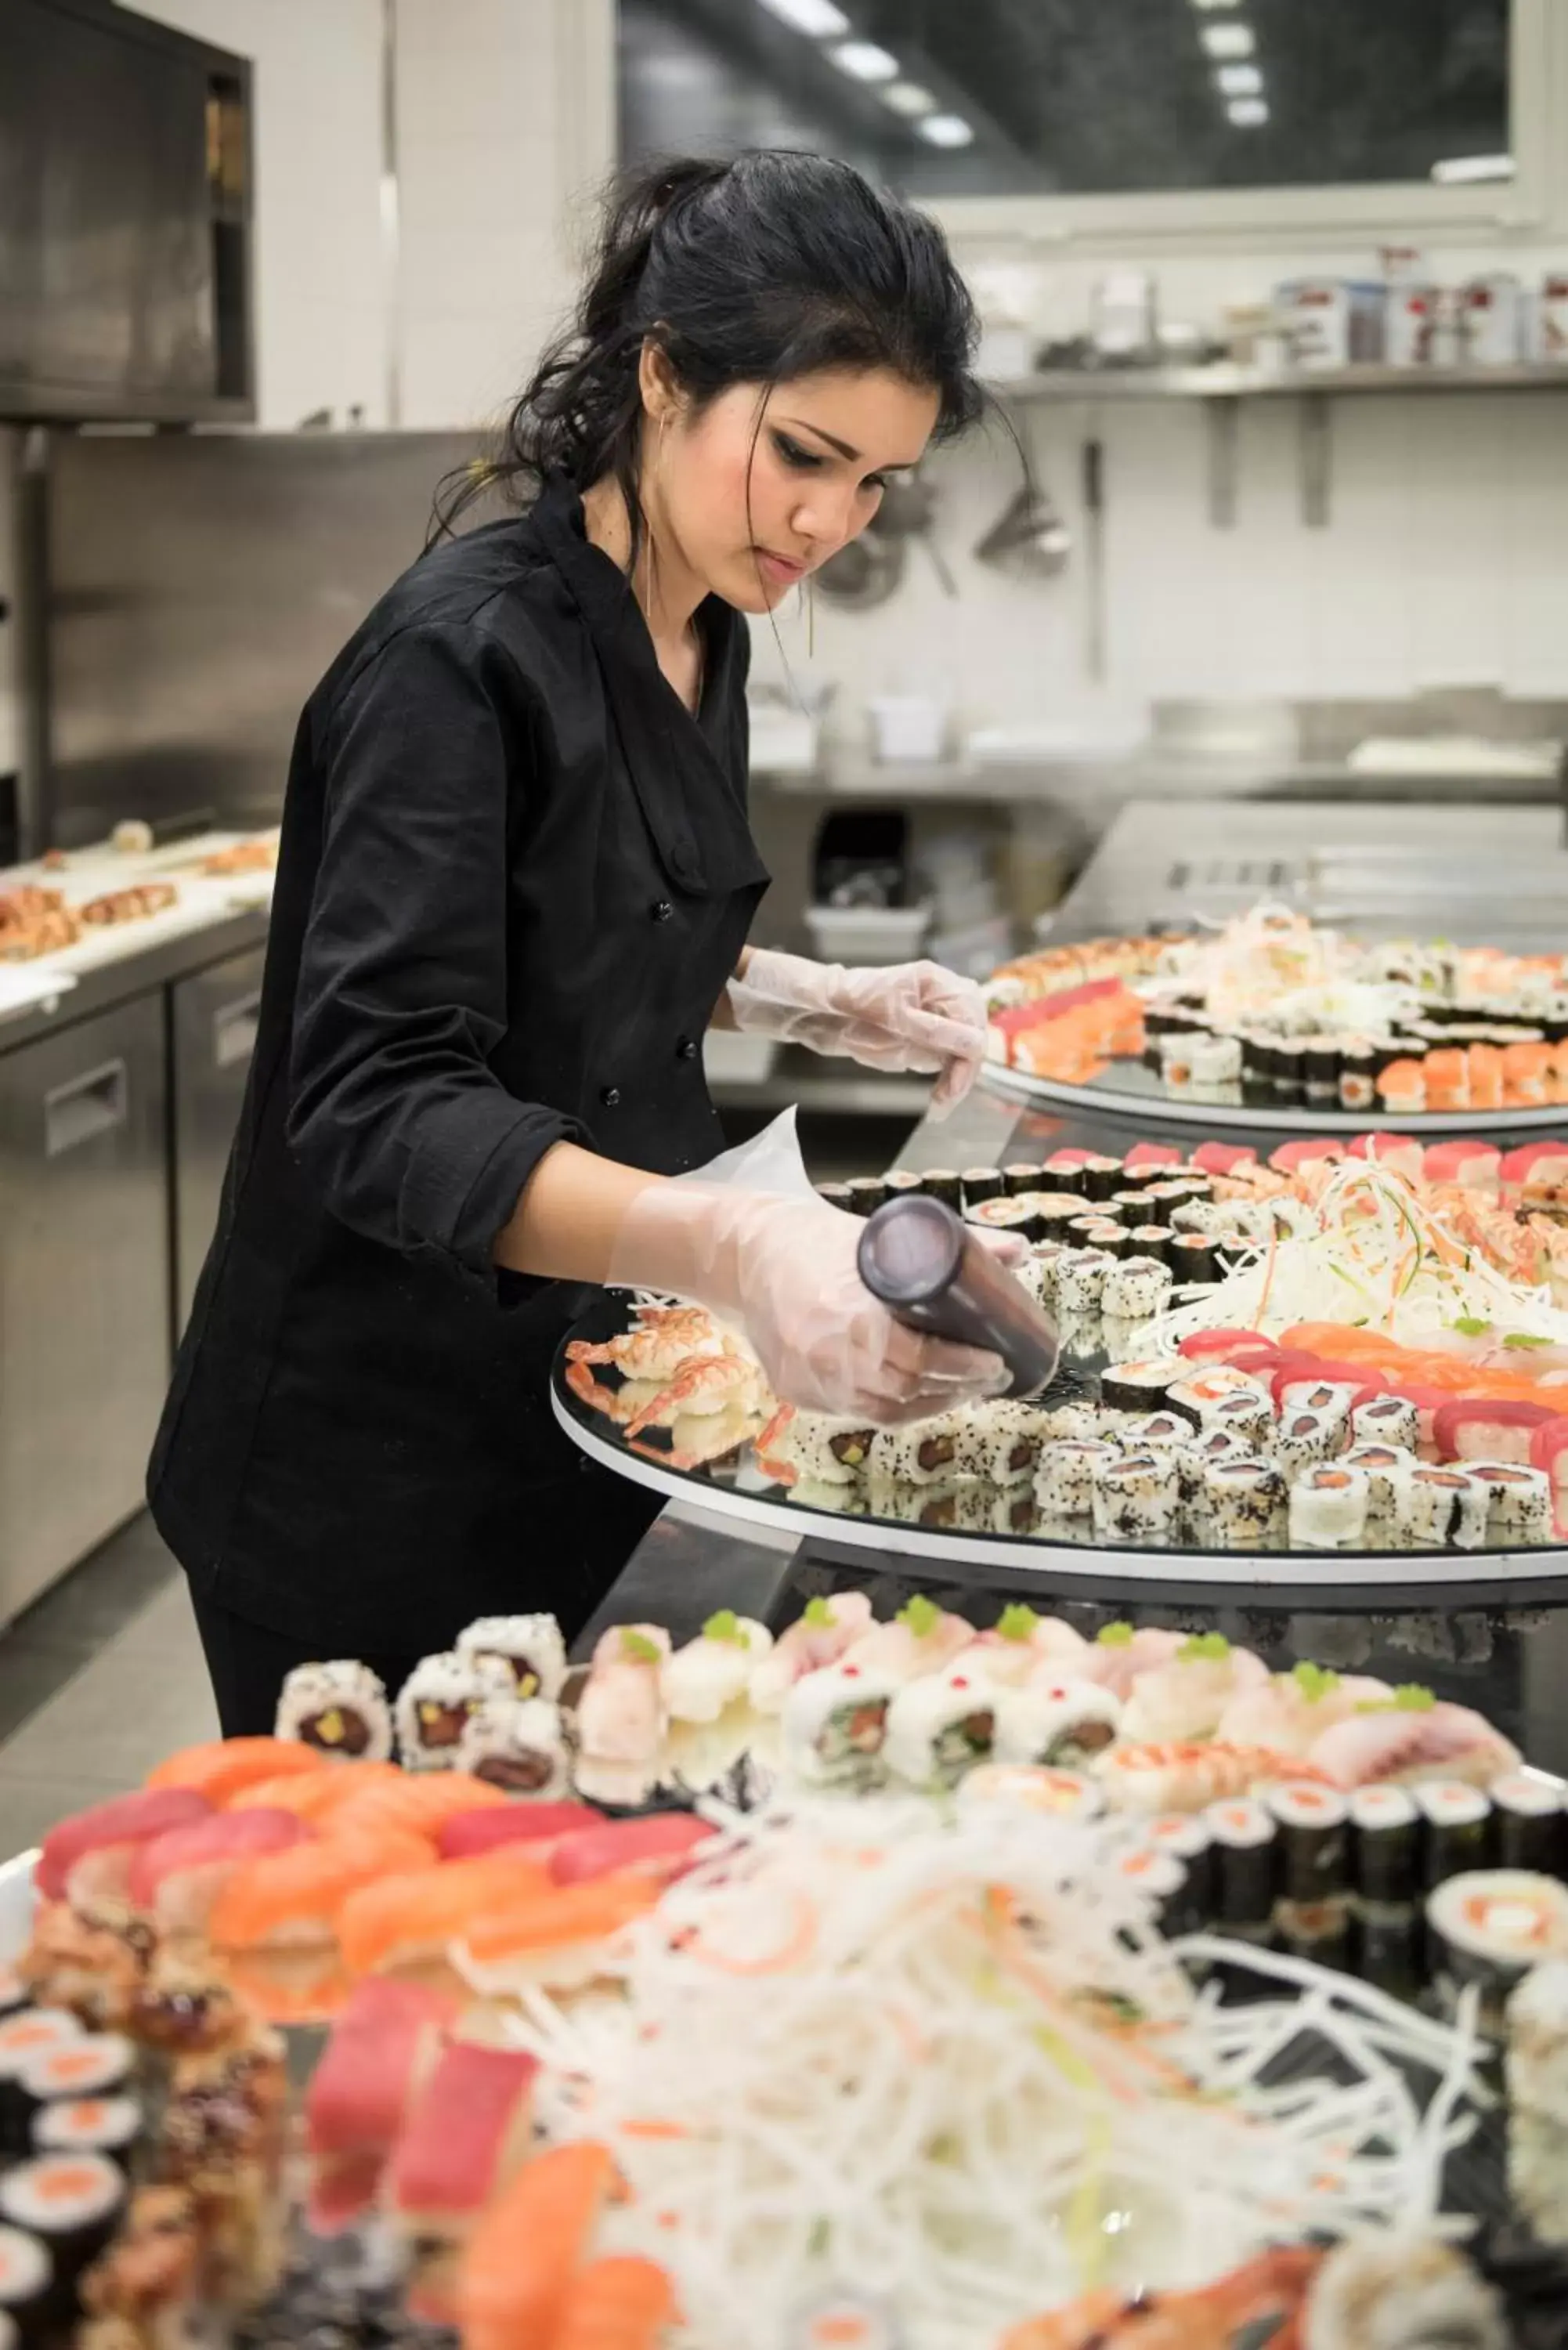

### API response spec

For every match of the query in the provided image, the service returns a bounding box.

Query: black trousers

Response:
[190,1585,432,1739]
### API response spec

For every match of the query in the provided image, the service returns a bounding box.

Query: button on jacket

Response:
[150,475,770,1653]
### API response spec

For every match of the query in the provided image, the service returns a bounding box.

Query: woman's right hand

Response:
[609,1186,1009,1424]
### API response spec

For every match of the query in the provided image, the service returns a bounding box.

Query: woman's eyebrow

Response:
[775,414,861,462]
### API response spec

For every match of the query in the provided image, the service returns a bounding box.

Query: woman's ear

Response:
[638,334,681,426]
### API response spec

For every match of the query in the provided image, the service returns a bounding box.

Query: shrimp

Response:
[621,1353,762,1440]
[564,1313,728,1418]
[1002,2245,1322,2349]
[551,2254,677,2350]
[457,2141,616,2350]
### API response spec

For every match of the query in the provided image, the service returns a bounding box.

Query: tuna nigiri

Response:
[436,1801,602,1862]
[338,1850,553,1986]
[126,1808,313,1936]
[1116,1634,1268,1744]
[37,1790,211,1906]
[1308,1692,1519,1790]
[388,2041,540,2323]
[305,1977,455,2232]
[747,1591,876,1712]
[457,2141,616,2350]
[546,1813,715,1889]
[146,1737,325,1806]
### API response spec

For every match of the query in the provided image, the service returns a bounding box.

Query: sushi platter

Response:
[985,904,1568,1133]
[554,1125,1568,1593]
[5,1591,1568,2350]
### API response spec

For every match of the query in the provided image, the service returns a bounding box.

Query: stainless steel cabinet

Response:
[0,996,170,1625]
[172,947,265,1336]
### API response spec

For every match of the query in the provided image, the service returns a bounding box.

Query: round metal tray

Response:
[981,1058,1568,1135]
[551,1303,1568,1601]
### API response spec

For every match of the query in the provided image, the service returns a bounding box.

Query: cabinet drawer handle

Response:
[213,990,262,1070]
[44,1059,128,1158]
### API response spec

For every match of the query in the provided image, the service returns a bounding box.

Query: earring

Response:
[641,411,670,620]
[805,573,815,660]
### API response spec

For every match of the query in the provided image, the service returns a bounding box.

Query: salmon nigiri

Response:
[553,2255,677,2350]
[338,1850,552,1986]
[457,2140,616,2350]
[208,1828,433,1998]
[228,1760,404,1823]
[146,1737,325,1805]
[455,1877,659,1998]
[331,1770,508,1842]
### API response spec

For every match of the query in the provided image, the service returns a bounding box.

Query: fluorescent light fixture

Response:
[883,79,938,118]
[917,112,974,146]
[1227,96,1269,125]
[755,0,850,35]
[1201,21,1255,58]
[1431,152,1516,184]
[829,38,900,81]
[1216,61,1263,96]
[1192,0,1242,9]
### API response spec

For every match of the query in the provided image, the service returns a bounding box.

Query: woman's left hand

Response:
[726,949,988,1111]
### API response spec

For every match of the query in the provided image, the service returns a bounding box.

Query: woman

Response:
[150,150,1009,1735]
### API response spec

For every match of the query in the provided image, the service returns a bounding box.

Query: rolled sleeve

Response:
[287,621,585,1291]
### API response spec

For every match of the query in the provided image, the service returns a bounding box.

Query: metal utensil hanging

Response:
[974,435,1071,578]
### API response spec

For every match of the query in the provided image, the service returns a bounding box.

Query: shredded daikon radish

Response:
[468,1794,1485,2350]
[1154,1160,1568,1352]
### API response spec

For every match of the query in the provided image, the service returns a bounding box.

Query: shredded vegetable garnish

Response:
[471,1795,1485,2350]
[1155,1161,1568,1354]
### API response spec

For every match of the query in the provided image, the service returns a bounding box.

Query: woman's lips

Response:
[754,548,807,588]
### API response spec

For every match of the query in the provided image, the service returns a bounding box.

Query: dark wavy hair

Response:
[432,149,983,560]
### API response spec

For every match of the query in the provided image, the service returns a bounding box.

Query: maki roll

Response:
[1070,1218,1130,1260]
[1100,1359,1183,1415]
[968,1195,1045,1246]
[1288,1462,1371,1550]
[1057,1249,1115,1313]
[1353,1904,1424,2002]
[1465,1462,1553,1544]
[13,2039,133,2150]
[1103,1258,1173,1321]
[959,1167,1005,1208]
[1137,1813,1216,1925]
[1272,1043,1306,1101]
[1189,1034,1242,1090]
[993,1677,1122,1770]
[882,1668,997,1790]
[1419,1780,1495,1889]
[1277,1898,1352,1971]
[1198,1386,1275,1451]
[275,1660,394,1762]
[1122,1409,1194,1456]
[1111,1188,1154,1220]
[880,1412,966,1487]
[1169,1233,1219,1286]
[1125,1223,1175,1267]
[1206,1798,1279,1931]
[844,1176,888,1217]
[1115,1848,1192,1936]
[1507,1955,1568,2121]
[395,1651,513,1770]
[1090,1451,1183,1543]
[1349,1784,1422,1905]
[919,1170,963,1211]
[1351,1394,1420,1452]
[1039,1399,1104,1442]
[457,1614,568,1702]
[1034,1194,1089,1238]
[0,2153,124,2290]
[1079,1153,1127,1203]
[0,2021,81,2155]
[1035,1439,1118,1518]
[1490,1771,1566,1877]
[1266,1784,1350,1904]
[1166,1366,1266,1426]
[1302,1040,1342,1104]
[0,2229,49,2345]
[1342,1443,1413,1512]
[882,1169,926,1201]
[1338,1040,1379,1112]
[969,1401,1046,1488]
[817,1181,854,1213]
[1180,1428,1250,1502]
[1201,1457,1287,1546]
[1275,1408,1342,1477]
[1002,1162,1048,1197]
[456,1694,571,1795]
[33,2096,143,2171]
[1399,1466,1490,1549]
[1427,1871,1568,2009]
[782,1661,898,1787]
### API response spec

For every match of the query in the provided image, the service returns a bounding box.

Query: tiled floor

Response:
[0,1517,215,1854]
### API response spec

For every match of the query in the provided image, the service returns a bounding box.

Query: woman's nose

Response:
[791,482,862,556]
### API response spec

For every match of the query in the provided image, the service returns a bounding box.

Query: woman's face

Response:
[647,363,941,615]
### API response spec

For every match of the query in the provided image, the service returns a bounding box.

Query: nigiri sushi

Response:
[967,1606,1088,1689]
[38,1790,211,1907]
[747,1591,875,1712]
[662,1611,773,1723]
[1073,1622,1185,1701]
[436,1802,602,1863]
[553,2257,677,2350]
[1098,1740,1330,1815]
[591,1622,673,1671]
[1117,1633,1268,1744]
[305,1977,455,2233]
[457,2140,616,2350]
[841,1593,974,1682]
[574,1638,669,1810]
[146,1738,325,1806]
[330,1770,508,1842]
[454,1878,660,1999]
[546,1813,716,1889]
[126,1809,313,1936]
[207,1828,433,1997]
[1309,1692,1520,1790]
[338,1852,553,1987]
[388,2041,540,2323]
[1216,1662,1393,1759]
[228,1760,404,1822]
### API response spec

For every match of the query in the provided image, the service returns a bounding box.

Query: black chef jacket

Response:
[149,474,770,1654]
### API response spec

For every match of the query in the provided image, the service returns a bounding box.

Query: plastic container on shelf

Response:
[804,902,932,966]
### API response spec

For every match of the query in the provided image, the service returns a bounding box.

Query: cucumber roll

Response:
[993,1677,1122,1770]
[882,1668,997,1790]
[782,1661,898,1787]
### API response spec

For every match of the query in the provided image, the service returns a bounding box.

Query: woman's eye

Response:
[774,432,822,471]
[863,475,888,495]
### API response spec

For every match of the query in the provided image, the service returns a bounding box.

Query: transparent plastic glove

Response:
[727,951,987,1113]
[609,1184,1014,1424]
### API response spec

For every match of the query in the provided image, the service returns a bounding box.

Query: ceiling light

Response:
[1431,152,1516,183]
[1192,0,1242,9]
[1227,96,1269,126]
[1201,22,1255,58]
[755,0,851,35]
[829,38,900,81]
[883,79,938,118]
[917,113,975,147]
[1216,61,1263,96]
